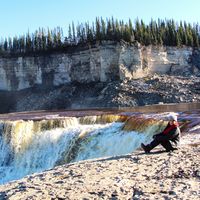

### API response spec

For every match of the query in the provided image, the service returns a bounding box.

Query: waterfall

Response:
[0,115,166,184]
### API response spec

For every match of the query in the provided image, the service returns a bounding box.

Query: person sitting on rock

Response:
[141,114,181,153]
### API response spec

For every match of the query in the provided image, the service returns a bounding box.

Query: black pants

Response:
[149,133,179,151]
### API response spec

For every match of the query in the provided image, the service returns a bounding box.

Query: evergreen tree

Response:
[80,25,86,43]
[192,24,199,47]
[106,18,113,40]
[56,27,63,48]
[0,39,3,53]
[12,36,19,53]
[177,21,184,46]
[8,37,12,52]
[67,24,72,43]
[95,17,101,41]
[41,28,46,50]
[85,22,94,43]
[101,18,106,39]
[37,28,43,51]
[72,22,76,43]
[33,31,38,51]
[140,19,146,44]
[19,35,25,53]
[175,31,181,47]
[144,25,151,45]
[76,23,81,43]
[114,19,121,41]
[183,21,188,45]
[1,17,200,55]
[47,28,53,49]
[135,18,141,42]
[53,29,58,48]
[111,16,116,37]
[123,24,131,42]
[3,38,8,51]
[26,32,32,52]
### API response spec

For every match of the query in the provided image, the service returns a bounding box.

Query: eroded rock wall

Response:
[0,42,199,91]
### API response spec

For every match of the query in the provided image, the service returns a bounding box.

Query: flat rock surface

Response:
[0,141,199,200]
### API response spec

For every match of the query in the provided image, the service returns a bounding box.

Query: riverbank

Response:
[1,74,200,114]
[0,134,199,200]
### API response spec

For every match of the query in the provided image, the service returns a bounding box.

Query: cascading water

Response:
[0,115,166,184]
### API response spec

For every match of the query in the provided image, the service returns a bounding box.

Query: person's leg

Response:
[141,133,180,153]
[141,134,171,153]
[160,140,174,152]
[170,134,180,146]
[141,138,160,153]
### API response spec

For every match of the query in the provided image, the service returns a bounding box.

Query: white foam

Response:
[0,121,155,184]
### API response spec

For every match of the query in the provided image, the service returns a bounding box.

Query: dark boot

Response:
[141,143,151,153]
[141,138,160,153]
[166,147,178,152]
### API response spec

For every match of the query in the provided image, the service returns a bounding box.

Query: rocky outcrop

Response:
[0,42,200,91]
[1,74,198,113]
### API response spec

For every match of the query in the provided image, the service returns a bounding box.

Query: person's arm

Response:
[168,127,180,137]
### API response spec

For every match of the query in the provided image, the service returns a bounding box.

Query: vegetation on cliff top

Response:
[0,17,199,56]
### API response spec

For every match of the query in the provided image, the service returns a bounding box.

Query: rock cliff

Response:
[1,42,200,113]
[0,42,199,91]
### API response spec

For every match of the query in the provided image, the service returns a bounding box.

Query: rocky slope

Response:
[1,74,199,113]
[0,134,199,200]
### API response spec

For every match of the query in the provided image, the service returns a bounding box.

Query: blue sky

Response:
[0,0,200,38]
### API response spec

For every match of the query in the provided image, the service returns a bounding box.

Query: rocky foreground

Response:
[0,134,199,200]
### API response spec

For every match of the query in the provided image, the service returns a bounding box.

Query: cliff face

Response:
[0,42,199,91]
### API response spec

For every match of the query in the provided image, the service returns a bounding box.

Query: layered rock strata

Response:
[0,42,199,91]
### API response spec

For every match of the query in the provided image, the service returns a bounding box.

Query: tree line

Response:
[0,17,199,56]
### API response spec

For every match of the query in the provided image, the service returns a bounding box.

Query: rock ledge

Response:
[0,140,199,200]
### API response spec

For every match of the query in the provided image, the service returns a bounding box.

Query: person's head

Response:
[168,114,177,125]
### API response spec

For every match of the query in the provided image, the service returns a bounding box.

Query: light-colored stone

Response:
[0,43,197,91]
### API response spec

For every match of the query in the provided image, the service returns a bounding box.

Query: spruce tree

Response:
[8,37,12,52]
[106,19,113,40]
[4,38,8,52]
[47,28,53,50]
[1,17,200,55]
[101,18,106,40]
[76,23,81,43]
[25,32,32,53]
[96,17,101,41]
[72,22,76,43]
[12,36,19,53]
[57,27,63,48]
[67,24,72,44]
[33,31,39,51]
[41,28,46,50]
[115,19,121,41]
